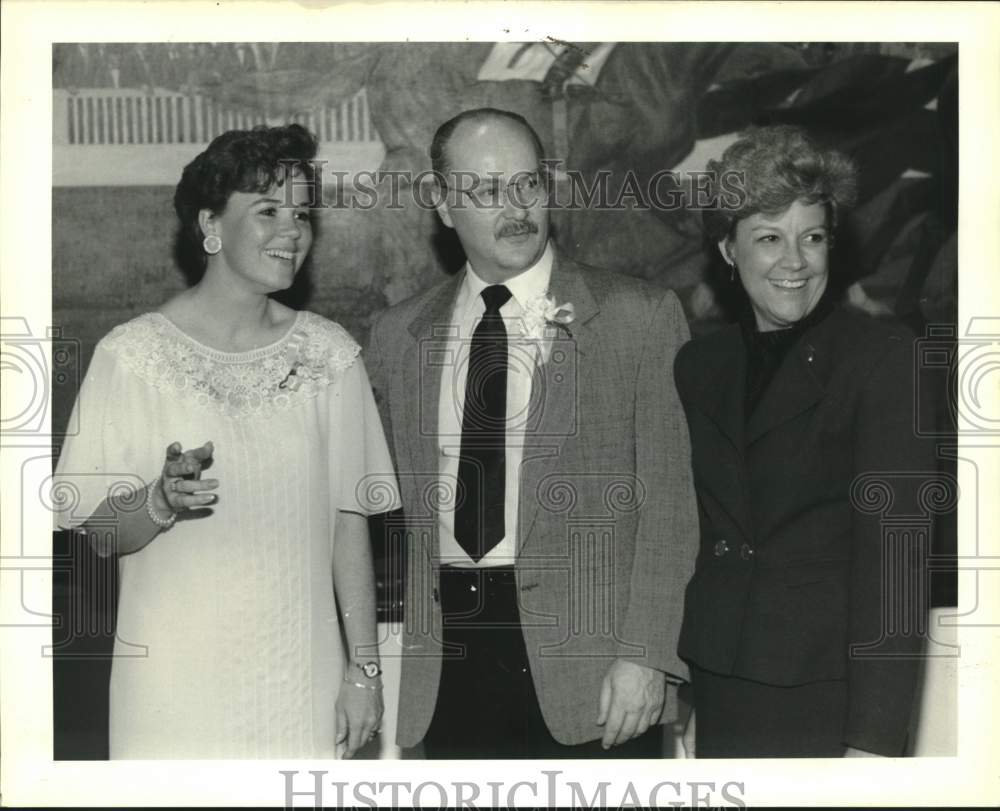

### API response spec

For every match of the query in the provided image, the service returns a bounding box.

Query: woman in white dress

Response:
[53,124,400,759]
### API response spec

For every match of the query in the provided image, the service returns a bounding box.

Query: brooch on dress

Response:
[278,331,323,392]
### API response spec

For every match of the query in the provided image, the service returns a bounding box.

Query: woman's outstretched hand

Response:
[150,441,219,518]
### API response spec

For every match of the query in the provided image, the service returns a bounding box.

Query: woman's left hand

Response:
[335,680,384,759]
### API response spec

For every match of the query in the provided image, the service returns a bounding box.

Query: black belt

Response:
[437,565,519,624]
[439,564,516,583]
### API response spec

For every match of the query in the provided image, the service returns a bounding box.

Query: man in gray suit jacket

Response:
[365,107,698,757]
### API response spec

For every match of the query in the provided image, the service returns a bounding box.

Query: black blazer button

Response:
[740,543,755,560]
[713,539,729,557]
[432,587,440,603]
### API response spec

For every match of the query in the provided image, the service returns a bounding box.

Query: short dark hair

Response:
[429,107,545,177]
[702,125,858,243]
[173,124,318,275]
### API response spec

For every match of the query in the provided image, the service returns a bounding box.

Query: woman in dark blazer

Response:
[675,125,935,757]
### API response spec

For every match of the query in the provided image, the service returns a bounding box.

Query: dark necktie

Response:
[454,284,512,562]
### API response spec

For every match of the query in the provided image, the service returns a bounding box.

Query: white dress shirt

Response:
[437,241,554,567]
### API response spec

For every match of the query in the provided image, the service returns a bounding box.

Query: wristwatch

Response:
[352,660,382,679]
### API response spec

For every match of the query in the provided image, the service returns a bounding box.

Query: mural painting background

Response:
[51,40,959,759]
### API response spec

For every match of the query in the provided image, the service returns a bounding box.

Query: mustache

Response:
[497,220,539,238]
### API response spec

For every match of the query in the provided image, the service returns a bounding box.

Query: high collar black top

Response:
[739,297,834,419]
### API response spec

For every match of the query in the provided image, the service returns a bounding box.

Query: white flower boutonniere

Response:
[520,293,575,364]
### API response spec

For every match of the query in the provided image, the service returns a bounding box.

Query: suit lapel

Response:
[694,325,747,453]
[745,332,827,447]
[519,256,599,553]
[684,325,755,541]
[401,274,463,563]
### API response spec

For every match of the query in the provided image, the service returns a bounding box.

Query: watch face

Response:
[362,662,381,678]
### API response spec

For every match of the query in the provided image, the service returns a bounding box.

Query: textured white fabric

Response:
[53,310,400,759]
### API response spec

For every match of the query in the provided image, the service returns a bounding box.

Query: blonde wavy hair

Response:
[702,125,859,243]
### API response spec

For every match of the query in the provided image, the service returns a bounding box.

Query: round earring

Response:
[203,234,222,255]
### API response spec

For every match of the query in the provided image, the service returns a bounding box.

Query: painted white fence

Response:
[55,87,378,146]
[53,87,385,186]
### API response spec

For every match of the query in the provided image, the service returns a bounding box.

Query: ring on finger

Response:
[167,479,180,493]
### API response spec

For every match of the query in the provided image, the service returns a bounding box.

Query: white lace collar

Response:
[102,311,360,419]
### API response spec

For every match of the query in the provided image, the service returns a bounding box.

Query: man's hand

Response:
[681,706,696,758]
[596,659,665,749]
[844,745,883,758]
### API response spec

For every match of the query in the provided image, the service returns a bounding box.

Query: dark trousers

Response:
[421,566,664,759]
[691,664,848,757]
